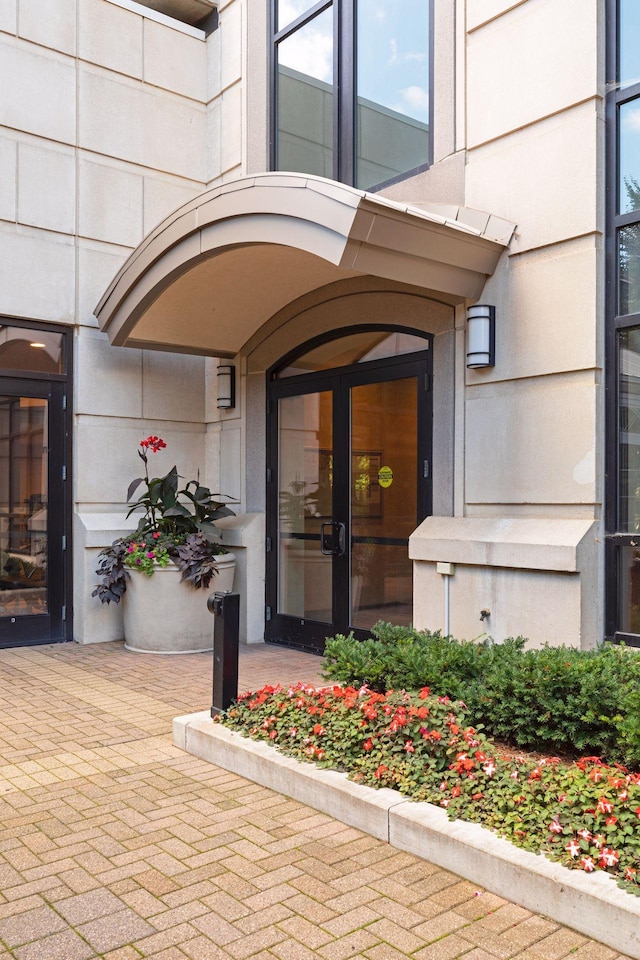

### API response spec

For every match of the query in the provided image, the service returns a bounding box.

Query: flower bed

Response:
[216,683,640,896]
[322,623,640,766]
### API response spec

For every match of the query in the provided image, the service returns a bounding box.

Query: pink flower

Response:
[577,829,592,841]
[404,740,415,753]
[566,839,580,859]
[581,856,595,872]
[146,552,155,559]
[483,760,496,778]
[549,819,563,834]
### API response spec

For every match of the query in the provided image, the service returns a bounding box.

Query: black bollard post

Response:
[209,591,240,717]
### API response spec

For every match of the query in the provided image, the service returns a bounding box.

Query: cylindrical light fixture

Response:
[466,304,495,369]
[217,364,236,409]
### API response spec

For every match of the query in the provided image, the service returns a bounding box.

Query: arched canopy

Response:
[95,173,513,358]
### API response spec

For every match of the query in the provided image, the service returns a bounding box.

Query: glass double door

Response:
[0,379,67,647]
[267,356,431,652]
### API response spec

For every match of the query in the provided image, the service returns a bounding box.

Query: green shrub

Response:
[321,623,640,767]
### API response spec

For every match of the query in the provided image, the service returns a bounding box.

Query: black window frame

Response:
[604,0,640,645]
[269,0,434,191]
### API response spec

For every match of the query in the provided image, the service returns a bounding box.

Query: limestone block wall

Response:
[0,0,249,642]
[389,0,604,646]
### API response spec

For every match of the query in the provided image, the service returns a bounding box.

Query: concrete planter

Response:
[123,554,235,654]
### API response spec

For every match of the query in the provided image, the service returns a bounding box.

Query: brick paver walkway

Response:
[0,641,633,960]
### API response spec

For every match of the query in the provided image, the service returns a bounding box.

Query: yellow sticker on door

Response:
[378,465,393,488]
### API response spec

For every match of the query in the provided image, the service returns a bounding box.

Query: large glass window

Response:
[607,0,640,642]
[272,1,432,190]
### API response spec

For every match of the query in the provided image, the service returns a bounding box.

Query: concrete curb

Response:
[173,711,640,959]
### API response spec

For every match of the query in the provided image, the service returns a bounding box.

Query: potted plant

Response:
[92,435,236,653]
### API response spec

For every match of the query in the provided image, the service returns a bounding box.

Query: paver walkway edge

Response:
[174,710,640,960]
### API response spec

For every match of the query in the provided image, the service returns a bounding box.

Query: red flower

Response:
[581,856,595,872]
[152,532,161,539]
[363,739,373,752]
[374,764,389,780]
[599,848,619,868]
[597,797,614,815]
[605,816,618,826]
[419,687,430,700]
[140,435,166,453]
[404,739,415,753]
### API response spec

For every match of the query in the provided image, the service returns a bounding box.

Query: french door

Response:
[266,351,432,652]
[0,379,68,647]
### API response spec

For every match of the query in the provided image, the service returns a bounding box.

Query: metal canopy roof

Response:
[95,173,512,358]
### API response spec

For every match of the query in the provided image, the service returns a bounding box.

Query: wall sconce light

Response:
[466,304,495,369]
[217,364,236,409]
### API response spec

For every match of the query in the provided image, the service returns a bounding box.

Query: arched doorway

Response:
[266,327,432,652]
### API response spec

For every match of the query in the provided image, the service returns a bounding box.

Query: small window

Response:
[0,326,64,375]
[272,0,432,191]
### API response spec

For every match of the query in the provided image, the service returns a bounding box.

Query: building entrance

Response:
[266,329,432,652]
[0,322,71,648]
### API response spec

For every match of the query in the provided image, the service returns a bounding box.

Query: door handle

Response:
[320,521,346,556]
[320,521,335,555]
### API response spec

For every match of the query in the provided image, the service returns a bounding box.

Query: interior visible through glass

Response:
[618,544,640,634]
[0,396,48,618]
[276,7,334,178]
[0,328,63,374]
[278,330,429,378]
[278,391,333,621]
[356,0,430,189]
[350,378,417,629]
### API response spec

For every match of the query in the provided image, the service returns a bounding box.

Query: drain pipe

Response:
[436,562,455,636]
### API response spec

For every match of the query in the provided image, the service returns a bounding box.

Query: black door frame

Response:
[0,318,72,647]
[265,330,433,652]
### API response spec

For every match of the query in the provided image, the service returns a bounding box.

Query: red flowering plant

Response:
[217,683,640,896]
[92,436,236,603]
